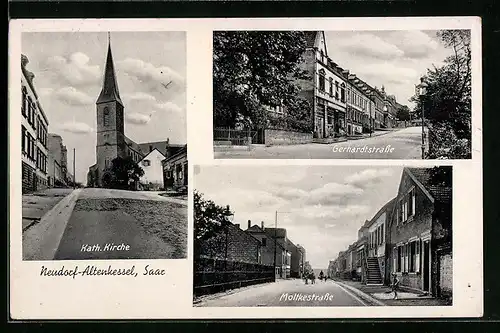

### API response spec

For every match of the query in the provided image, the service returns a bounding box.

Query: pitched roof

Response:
[97,39,123,105]
[406,167,452,204]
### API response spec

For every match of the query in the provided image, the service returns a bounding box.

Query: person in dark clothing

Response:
[392,273,400,300]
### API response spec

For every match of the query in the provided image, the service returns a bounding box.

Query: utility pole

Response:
[73,148,76,189]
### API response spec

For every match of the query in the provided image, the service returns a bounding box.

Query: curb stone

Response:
[22,189,81,260]
[334,280,386,306]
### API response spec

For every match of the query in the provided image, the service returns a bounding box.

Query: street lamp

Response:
[383,105,388,129]
[418,77,428,159]
[224,206,234,269]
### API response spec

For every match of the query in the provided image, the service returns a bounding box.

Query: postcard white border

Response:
[9,17,482,319]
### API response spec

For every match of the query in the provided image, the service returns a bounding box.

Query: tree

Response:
[396,105,411,121]
[194,191,234,259]
[109,156,144,189]
[410,30,471,159]
[213,31,312,131]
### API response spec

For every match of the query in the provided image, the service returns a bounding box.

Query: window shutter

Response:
[416,240,420,272]
[412,189,416,215]
[393,248,397,272]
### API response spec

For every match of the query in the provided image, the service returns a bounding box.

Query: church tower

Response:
[95,34,126,187]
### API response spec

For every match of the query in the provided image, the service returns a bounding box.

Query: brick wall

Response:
[264,129,313,146]
[200,223,261,264]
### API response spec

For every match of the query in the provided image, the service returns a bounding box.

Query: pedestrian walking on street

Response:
[392,273,400,300]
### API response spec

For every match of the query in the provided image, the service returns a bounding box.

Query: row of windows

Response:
[22,125,36,161]
[347,108,365,124]
[369,223,385,249]
[37,148,48,174]
[397,188,416,225]
[347,88,370,111]
[22,125,47,173]
[22,86,48,148]
[318,70,346,103]
[393,240,421,273]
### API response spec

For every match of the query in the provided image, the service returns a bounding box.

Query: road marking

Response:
[333,281,368,306]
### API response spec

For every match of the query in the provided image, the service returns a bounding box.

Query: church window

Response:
[103,107,110,126]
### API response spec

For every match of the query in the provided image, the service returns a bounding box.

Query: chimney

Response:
[247,220,251,229]
[261,221,264,229]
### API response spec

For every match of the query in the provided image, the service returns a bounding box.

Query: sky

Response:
[194,165,404,269]
[324,30,454,108]
[22,31,186,183]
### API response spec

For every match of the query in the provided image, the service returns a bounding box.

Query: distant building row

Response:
[199,220,307,280]
[328,167,453,300]
[21,55,72,193]
[268,31,407,140]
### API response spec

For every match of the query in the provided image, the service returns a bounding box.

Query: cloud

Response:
[334,33,404,60]
[125,112,152,125]
[59,121,93,134]
[344,168,394,188]
[119,58,185,90]
[45,52,100,87]
[273,187,309,201]
[154,101,183,113]
[305,182,364,205]
[54,87,93,106]
[124,92,157,103]
[39,88,54,97]
[390,31,440,59]
[356,62,418,85]
[297,204,370,220]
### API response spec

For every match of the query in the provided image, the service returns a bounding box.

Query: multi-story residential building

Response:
[162,144,187,192]
[245,221,289,279]
[47,133,68,187]
[21,54,49,194]
[387,167,452,298]
[300,31,348,139]
[345,74,373,135]
[290,242,306,278]
[365,198,397,285]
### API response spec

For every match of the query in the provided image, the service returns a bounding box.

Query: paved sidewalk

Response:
[22,188,75,232]
[334,279,451,306]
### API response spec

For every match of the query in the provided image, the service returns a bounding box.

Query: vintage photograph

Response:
[213,30,472,160]
[20,31,188,260]
[193,165,452,307]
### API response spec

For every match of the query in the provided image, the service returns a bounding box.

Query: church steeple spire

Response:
[97,32,123,105]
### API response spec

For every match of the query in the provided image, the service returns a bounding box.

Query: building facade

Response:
[387,167,452,298]
[162,144,187,191]
[21,54,49,194]
[47,133,71,187]
[300,31,348,139]
[138,148,166,191]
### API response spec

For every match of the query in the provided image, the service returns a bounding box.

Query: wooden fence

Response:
[194,257,275,296]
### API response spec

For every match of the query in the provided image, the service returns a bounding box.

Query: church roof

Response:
[138,141,185,156]
[97,37,123,106]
